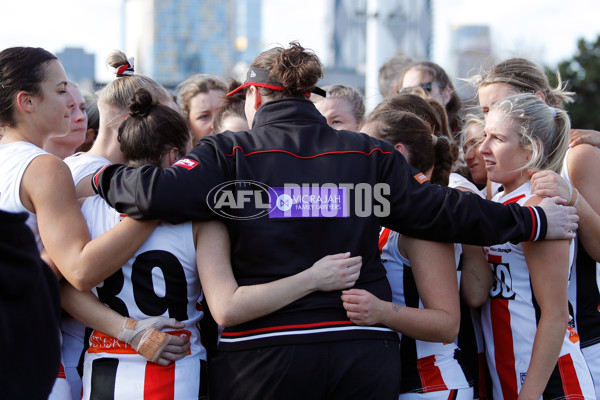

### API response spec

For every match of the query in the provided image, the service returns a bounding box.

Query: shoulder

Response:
[448,173,481,196]
[567,143,600,180]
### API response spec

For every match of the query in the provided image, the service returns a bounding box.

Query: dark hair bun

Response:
[272,42,323,94]
[129,88,155,118]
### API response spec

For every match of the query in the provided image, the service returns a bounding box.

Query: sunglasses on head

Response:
[397,82,434,95]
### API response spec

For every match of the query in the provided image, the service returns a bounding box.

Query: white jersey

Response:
[80,195,206,399]
[64,152,110,185]
[0,141,49,251]
[482,182,594,400]
[562,147,600,398]
[380,228,472,395]
[61,152,111,400]
[448,172,481,195]
[449,173,490,399]
[0,142,73,399]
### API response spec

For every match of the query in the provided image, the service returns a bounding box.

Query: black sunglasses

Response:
[397,82,434,94]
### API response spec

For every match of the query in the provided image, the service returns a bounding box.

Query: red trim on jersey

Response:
[57,363,67,379]
[447,389,458,400]
[221,320,354,337]
[93,164,109,189]
[378,228,392,253]
[417,354,448,393]
[490,298,519,399]
[558,353,584,398]
[502,194,526,205]
[225,146,392,158]
[144,362,175,400]
[526,207,536,242]
[502,195,537,241]
[487,254,502,264]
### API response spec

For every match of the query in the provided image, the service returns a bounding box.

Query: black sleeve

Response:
[379,150,546,245]
[0,210,61,399]
[93,141,230,223]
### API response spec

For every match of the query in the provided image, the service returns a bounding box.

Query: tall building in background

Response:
[324,0,432,109]
[123,0,261,88]
[449,25,493,100]
[57,47,96,90]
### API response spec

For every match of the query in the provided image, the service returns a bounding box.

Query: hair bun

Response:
[129,88,155,118]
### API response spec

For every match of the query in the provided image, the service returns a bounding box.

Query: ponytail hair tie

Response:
[439,135,452,144]
[549,106,557,118]
[114,57,135,77]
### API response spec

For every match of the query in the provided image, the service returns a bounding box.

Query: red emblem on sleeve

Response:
[173,158,198,170]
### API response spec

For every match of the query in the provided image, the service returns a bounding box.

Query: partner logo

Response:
[275,193,294,212]
[207,181,391,220]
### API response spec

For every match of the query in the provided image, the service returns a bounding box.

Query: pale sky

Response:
[0,0,598,82]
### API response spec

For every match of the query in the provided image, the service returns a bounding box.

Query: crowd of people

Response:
[1,40,597,400]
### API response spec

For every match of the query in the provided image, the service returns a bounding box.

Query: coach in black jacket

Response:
[93,43,576,400]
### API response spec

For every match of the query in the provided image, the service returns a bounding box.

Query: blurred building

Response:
[321,0,432,109]
[123,0,261,88]
[57,47,96,90]
[449,25,493,100]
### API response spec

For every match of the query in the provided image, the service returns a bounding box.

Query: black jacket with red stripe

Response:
[93,98,546,350]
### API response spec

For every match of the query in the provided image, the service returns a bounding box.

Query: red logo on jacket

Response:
[173,158,198,170]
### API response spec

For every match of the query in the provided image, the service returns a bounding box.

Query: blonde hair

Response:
[99,50,173,111]
[492,93,570,174]
[459,112,485,154]
[473,58,574,109]
[311,84,365,126]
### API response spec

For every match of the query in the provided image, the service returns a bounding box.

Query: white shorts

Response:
[48,363,73,400]
[582,342,600,399]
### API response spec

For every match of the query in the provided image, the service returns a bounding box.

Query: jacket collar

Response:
[252,98,327,128]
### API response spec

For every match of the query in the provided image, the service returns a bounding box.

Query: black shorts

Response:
[209,339,401,400]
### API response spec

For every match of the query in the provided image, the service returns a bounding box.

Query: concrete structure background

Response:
[123,0,261,88]
[56,47,96,92]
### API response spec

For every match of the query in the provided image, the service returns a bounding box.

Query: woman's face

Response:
[35,60,74,137]
[46,86,87,152]
[479,108,532,193]
[401,68,449,107]
[315,98,359,132]
[463,122,487,185]
[478,82,518,116]
[188,89,225,143]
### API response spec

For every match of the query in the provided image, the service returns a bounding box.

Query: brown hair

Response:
[366,110,454,185]
[250,42,323,100]
[213,80,247,133]
[369,94,442,137]
[118,88,190,168]
[401,61,463,132]
[176,74,227,120]
[0,47,58,127]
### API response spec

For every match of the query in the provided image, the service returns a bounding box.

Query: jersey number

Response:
[489,262,516,300]
[96,250,188,321]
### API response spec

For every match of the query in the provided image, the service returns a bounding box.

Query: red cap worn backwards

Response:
[226,67,328,98]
